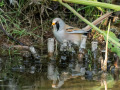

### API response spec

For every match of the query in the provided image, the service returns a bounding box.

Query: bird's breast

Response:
[53,30,65,43]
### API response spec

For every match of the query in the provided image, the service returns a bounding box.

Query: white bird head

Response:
[52,18,65,31]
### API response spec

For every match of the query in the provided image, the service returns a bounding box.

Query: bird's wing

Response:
[65,24,88,33]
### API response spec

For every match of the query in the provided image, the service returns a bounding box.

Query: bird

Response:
[52,12,112,46]
[52,18,88,46]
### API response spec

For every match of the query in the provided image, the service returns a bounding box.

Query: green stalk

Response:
[104,21,110,71]
[53,0,120,11]
[58,0,120,47]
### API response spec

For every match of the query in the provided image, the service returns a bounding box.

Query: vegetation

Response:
[0,1,120,89]
[0,0,120,59]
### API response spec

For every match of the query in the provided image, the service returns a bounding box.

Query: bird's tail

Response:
[83,12,112,31]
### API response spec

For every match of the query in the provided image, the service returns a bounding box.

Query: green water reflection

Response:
[0,56,120,90]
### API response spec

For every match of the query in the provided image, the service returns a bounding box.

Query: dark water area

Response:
[0,54,120,90]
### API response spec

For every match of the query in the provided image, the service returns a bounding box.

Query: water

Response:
[0,71,119,90]
[0,55,120,90]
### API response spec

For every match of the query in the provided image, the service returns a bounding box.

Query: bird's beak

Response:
[52,23,55,25]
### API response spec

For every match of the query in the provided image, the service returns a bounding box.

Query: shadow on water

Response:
[0,51,120,90]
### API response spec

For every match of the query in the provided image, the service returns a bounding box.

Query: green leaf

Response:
[0,0,4,7]
[103,31,120,57]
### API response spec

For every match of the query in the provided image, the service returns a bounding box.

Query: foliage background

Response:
[0,0,119,54]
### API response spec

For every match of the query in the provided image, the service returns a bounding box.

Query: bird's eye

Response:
[56,22,60,31]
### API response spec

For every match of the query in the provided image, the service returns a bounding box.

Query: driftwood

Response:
[47,38,55,58]
[2,43,29,50]
[80,35,87,49]
[92,41,98,70]
[78,35,87,63]
[2,43,40,59]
